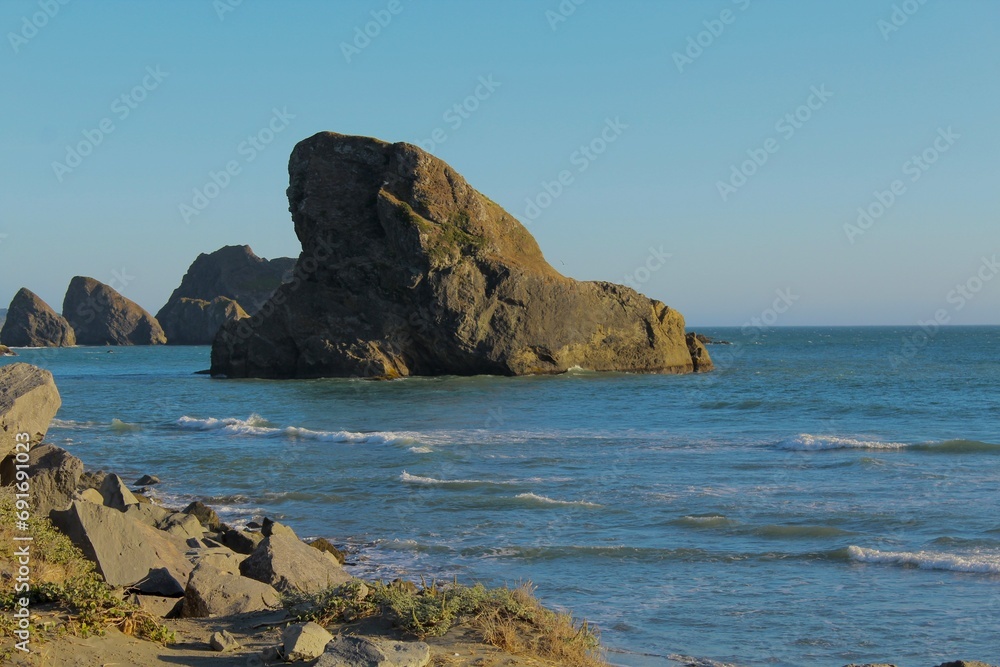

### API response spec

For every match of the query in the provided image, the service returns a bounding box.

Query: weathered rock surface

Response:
[183,500,222,531]
[210,629,241,652]
[211,132,711,379]
[99,473,139,510]
[261,516,297,539]
[0,288,76,347]
[317,636,431,667]
[239,534,352,593]
[156,296,249,346]
[283,621,333,661]
[156,245,295,345]
[221,527,264,554]
[0,345,14,356]
[309,537,346,564]
[0,363,61,460]
[50,500,192,594]
[0,444,82,518]
[182,563,280,618]
[62,276,166,345]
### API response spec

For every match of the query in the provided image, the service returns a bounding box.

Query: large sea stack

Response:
[155,245,294,345]
[0,288,76,347]
[211,132,711,378]
[63,277,166,346]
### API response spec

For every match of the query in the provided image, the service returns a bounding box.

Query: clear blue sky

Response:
[2,0,997,326]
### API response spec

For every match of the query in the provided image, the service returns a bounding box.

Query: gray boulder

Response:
[221,527,264,554]
[239,534,352,593]
[183,500,222,531]
[262,516,297,539]
[0,444,82,517]
[0,288,76,347]
[317,636,430,667]
[182,563,280,618]
[283,621,333,661]
[0,363,61,460]
[62,276,166,346]
[210,629,241,652]
[160,512,205,540]
[50,500,192,594]
[99,473,139,510]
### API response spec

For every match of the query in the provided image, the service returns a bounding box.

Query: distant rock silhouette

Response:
[62,277,166,346]
[156,245,294,345]
[211,132,711,378]
[1,288,76,347]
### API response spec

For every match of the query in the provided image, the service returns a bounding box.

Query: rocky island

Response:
[211,132,712,379]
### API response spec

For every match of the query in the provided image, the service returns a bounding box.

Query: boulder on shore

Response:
[182,562,280,618]
[0,363,61,460]
[211,132,711,379]
[239,533,352,593]
[0,444,82,518]
[0,288,76,347]
[317,636,431,667]
[62,276,166,346]
[50,500,192,595]
[156,245,295,345]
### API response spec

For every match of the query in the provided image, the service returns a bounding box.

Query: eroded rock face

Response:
[156,296,248,345]
[211,132,711,378]
[62,277,166,345]
[0,363,61,460]
[0,288,76,347]
[156,245,294,345]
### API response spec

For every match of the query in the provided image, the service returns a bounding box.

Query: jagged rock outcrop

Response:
[0,288,76,347]
[156,296,248,345]
[0,363,61,460]
[156,245,294,344]
[211,132,712,378]
[62,276,166,345]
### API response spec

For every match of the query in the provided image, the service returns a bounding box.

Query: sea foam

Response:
[778,434,909,451]
[847,545,1000,574]
[513,492,602,508]
[175,414,414,444]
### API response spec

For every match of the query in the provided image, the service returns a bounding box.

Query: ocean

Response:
[4,326,999,666]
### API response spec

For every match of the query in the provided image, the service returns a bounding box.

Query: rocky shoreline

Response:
[1,362,995,667]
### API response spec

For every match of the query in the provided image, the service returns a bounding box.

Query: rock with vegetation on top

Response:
[0,288,76,347]
[0,444,82,518]
[239,533,352,593]
[50,500,192,595]
[155,245,295,345]
[0,363,61,460]
[317,636,431,667]
[62,276,166,345]
[211,131,711,379]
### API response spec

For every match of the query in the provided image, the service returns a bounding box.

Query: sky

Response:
[1,0,998,326]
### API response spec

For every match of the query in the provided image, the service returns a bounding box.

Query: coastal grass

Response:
[0,487,175,647]
[283,578,606,667]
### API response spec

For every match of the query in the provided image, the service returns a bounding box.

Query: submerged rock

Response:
[0,363,61,460]
[62,276,166,345]
[156,245,294,344]
[0,288,76,347]
[211,131,711,379]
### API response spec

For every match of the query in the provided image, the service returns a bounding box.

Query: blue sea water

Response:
[4,326,999,666]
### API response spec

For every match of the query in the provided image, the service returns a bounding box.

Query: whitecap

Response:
[513,492,602,508]
[175,414,416,445]
[777,434,909,451]
[847,545,1000,574]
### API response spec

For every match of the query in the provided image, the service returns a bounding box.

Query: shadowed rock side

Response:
[62,277,166,346]
[156,245,295,345]
[0,288,76,347]
[211,132,711,379]
[156,296,248,346]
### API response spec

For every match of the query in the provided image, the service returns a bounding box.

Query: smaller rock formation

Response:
[155,296,248,345]
[0,288,76,347]
[0,444,82,518]
[182,562,280,617]
[239,534,352,593]
[63,277,166,345]
[0,345,14,356]
[0,363,61,460]
[283,622,334,661]
[156,245,294,345]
